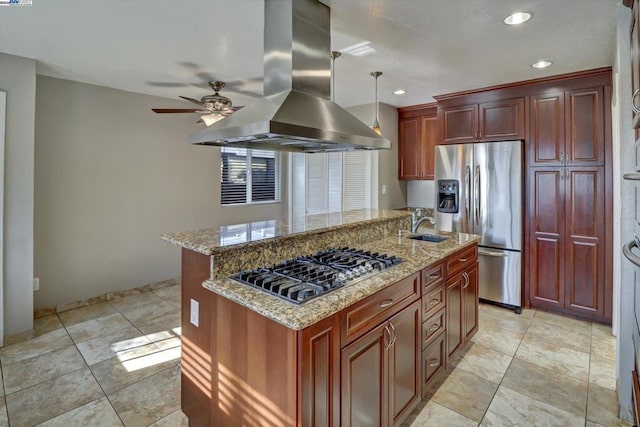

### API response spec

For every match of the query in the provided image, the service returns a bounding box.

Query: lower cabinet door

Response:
[422,332,446,394]
[389,300,421,426]
[341,322,388,427]
[446,274,463,359]
[463,263,479,342]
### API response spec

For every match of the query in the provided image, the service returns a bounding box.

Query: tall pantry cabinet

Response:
[528,85,611,321]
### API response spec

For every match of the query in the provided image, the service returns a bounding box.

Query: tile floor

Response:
[405,304,630,427]
[0,282,630,426]
[0,284,186,426]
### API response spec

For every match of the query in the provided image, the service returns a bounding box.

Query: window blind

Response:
[221,147,280,205]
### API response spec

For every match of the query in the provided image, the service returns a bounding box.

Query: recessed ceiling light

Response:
[504,12,532,25]
[531,60,553,69]
[393,89,407,95]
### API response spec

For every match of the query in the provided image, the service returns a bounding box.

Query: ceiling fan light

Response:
[201,114,224,126]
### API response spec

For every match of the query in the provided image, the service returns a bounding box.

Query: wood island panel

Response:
[181,248,213,426]
[210,293,298,427]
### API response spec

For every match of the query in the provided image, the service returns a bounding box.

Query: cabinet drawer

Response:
[341,272,420,346]
[446,245,478,277]
[422,262,444,294]
[422,283,445,319]
[422,307,445,349]
[422,332,446,393]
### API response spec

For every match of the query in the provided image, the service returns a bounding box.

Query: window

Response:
[290,151,377,216]
[221,147,280,205]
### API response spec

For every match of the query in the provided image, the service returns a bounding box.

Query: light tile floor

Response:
[0,284,186,426]
[0,284,630,426]
[406,303,631,427]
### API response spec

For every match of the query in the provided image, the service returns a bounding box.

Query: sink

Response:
[408,234,449,243]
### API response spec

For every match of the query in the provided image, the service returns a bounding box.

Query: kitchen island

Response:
[162,209,480,426]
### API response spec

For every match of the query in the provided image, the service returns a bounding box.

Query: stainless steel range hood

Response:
[188,0,390,153]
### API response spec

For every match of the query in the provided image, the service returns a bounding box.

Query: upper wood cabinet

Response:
[529,87,605,167]
[398,104,438,180]
[440,98,525,144]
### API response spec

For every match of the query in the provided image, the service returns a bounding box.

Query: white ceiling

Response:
[0,0,619,110]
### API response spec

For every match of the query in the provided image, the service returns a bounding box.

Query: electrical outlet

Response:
[190,298,199,327]
[33,277,39,291]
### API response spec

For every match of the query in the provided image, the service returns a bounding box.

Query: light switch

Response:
[190,298,199,327]
[382,184,387,195]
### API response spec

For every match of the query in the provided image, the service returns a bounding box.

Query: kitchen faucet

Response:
[410,209,436,233]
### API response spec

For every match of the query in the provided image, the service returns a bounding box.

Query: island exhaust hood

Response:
[188,0,391,153]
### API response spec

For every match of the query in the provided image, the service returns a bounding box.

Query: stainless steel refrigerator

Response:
[435,141,523,312]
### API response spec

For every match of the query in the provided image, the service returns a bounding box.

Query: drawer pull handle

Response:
[428,273,440,280]
[427,324,439,333]
[458,257,468,262]
[428,359,439,367]
[462,272,470,289]
[428,298,440,306]
[380,299,394,308]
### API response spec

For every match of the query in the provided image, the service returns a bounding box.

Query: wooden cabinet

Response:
[528,82,609,322]
[440,98,525,144]
[300,315,341,427]
[341,300,421,427]
[445,246,479,360]
[529,166,606,320]
[341,320,388,427]
[398,104,438,180]
[529,88,605,166]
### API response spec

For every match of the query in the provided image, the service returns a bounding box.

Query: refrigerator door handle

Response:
[465,165,471,219]
[475,165,481,225]
[478,249,508,257]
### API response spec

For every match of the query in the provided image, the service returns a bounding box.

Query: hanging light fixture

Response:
[330,51,341,102]
[370,71,382,135]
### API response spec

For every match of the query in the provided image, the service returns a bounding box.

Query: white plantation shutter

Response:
[221,147,280,205]
[290,151,374,216]
[343,151,371,210]
[306,153,329,214]
[327,153,343,212]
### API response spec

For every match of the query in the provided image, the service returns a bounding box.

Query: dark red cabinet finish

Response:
[440,98,524,144]
[398,104,438,180]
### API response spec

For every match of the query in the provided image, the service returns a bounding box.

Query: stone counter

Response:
[202,230,479,330]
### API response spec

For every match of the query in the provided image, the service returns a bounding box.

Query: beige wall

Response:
[34,76,284,309]
[0,53,36,335]
[346,102,407,209]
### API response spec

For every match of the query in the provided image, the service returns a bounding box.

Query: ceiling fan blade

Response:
[179,96,213,110]
[152,108,207,113]
[147,82,192,88]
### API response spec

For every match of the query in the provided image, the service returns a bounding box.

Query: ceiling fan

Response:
[152,81,242,125]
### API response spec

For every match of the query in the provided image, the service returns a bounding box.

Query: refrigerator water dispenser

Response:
[437,179,459,213]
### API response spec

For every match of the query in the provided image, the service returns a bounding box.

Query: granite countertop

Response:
[161,208,410,256]
[202,230,480,330]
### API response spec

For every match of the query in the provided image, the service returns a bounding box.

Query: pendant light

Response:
[370,71,382,135]
[330,51,341,102]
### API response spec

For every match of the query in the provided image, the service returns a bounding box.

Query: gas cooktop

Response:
[232,247,402,304]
